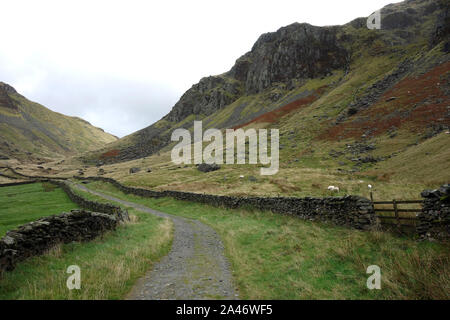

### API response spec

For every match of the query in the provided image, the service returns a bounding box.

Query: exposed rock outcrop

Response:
[0,82,18,111]
[230,23,348,94]
[166,75,243,122]
[430,0,449,50]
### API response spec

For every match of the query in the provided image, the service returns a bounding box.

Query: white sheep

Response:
[239,175,245,179]
[327,186,340,192]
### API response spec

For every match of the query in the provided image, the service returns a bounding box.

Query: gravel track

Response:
[75,184,238,300]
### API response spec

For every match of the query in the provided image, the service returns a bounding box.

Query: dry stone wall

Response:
[1,166,69,180]
[0,210,118,273]
[50,180,129,222]
[0,180,40,187]
[76,176,377,231]
[418,184,450,241]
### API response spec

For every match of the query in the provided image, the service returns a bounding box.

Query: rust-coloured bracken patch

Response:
[100,149,120,159]
[233,89,323,129]
[319,62,450,141]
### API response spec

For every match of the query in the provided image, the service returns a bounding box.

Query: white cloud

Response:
[0,0,402,137]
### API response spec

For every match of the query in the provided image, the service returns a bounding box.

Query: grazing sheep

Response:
[327,186,340,192]
[239,175,245,179]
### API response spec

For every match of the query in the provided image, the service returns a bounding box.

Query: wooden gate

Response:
[372,199,423,232]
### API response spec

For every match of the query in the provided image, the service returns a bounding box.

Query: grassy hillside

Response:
[0,82,117,162]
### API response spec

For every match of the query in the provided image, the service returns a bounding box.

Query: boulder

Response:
[129,167,141,174]
[197,163,221,173]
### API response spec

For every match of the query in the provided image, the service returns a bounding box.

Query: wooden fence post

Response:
[393,199,400,231]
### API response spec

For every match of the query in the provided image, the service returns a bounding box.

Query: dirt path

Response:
[75,184,238,300]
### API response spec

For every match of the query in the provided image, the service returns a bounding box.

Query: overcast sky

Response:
[0,0,402,138]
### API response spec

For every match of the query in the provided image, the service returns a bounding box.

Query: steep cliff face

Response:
[230,23,348,94]
[165,75,243,122]
[0,83,18,111]
[430,0,449,49]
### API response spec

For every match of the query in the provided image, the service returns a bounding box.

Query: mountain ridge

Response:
[82,0,448,166]
[0,82,118,162]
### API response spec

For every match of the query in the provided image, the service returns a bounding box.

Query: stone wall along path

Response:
[74,183,238,300]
